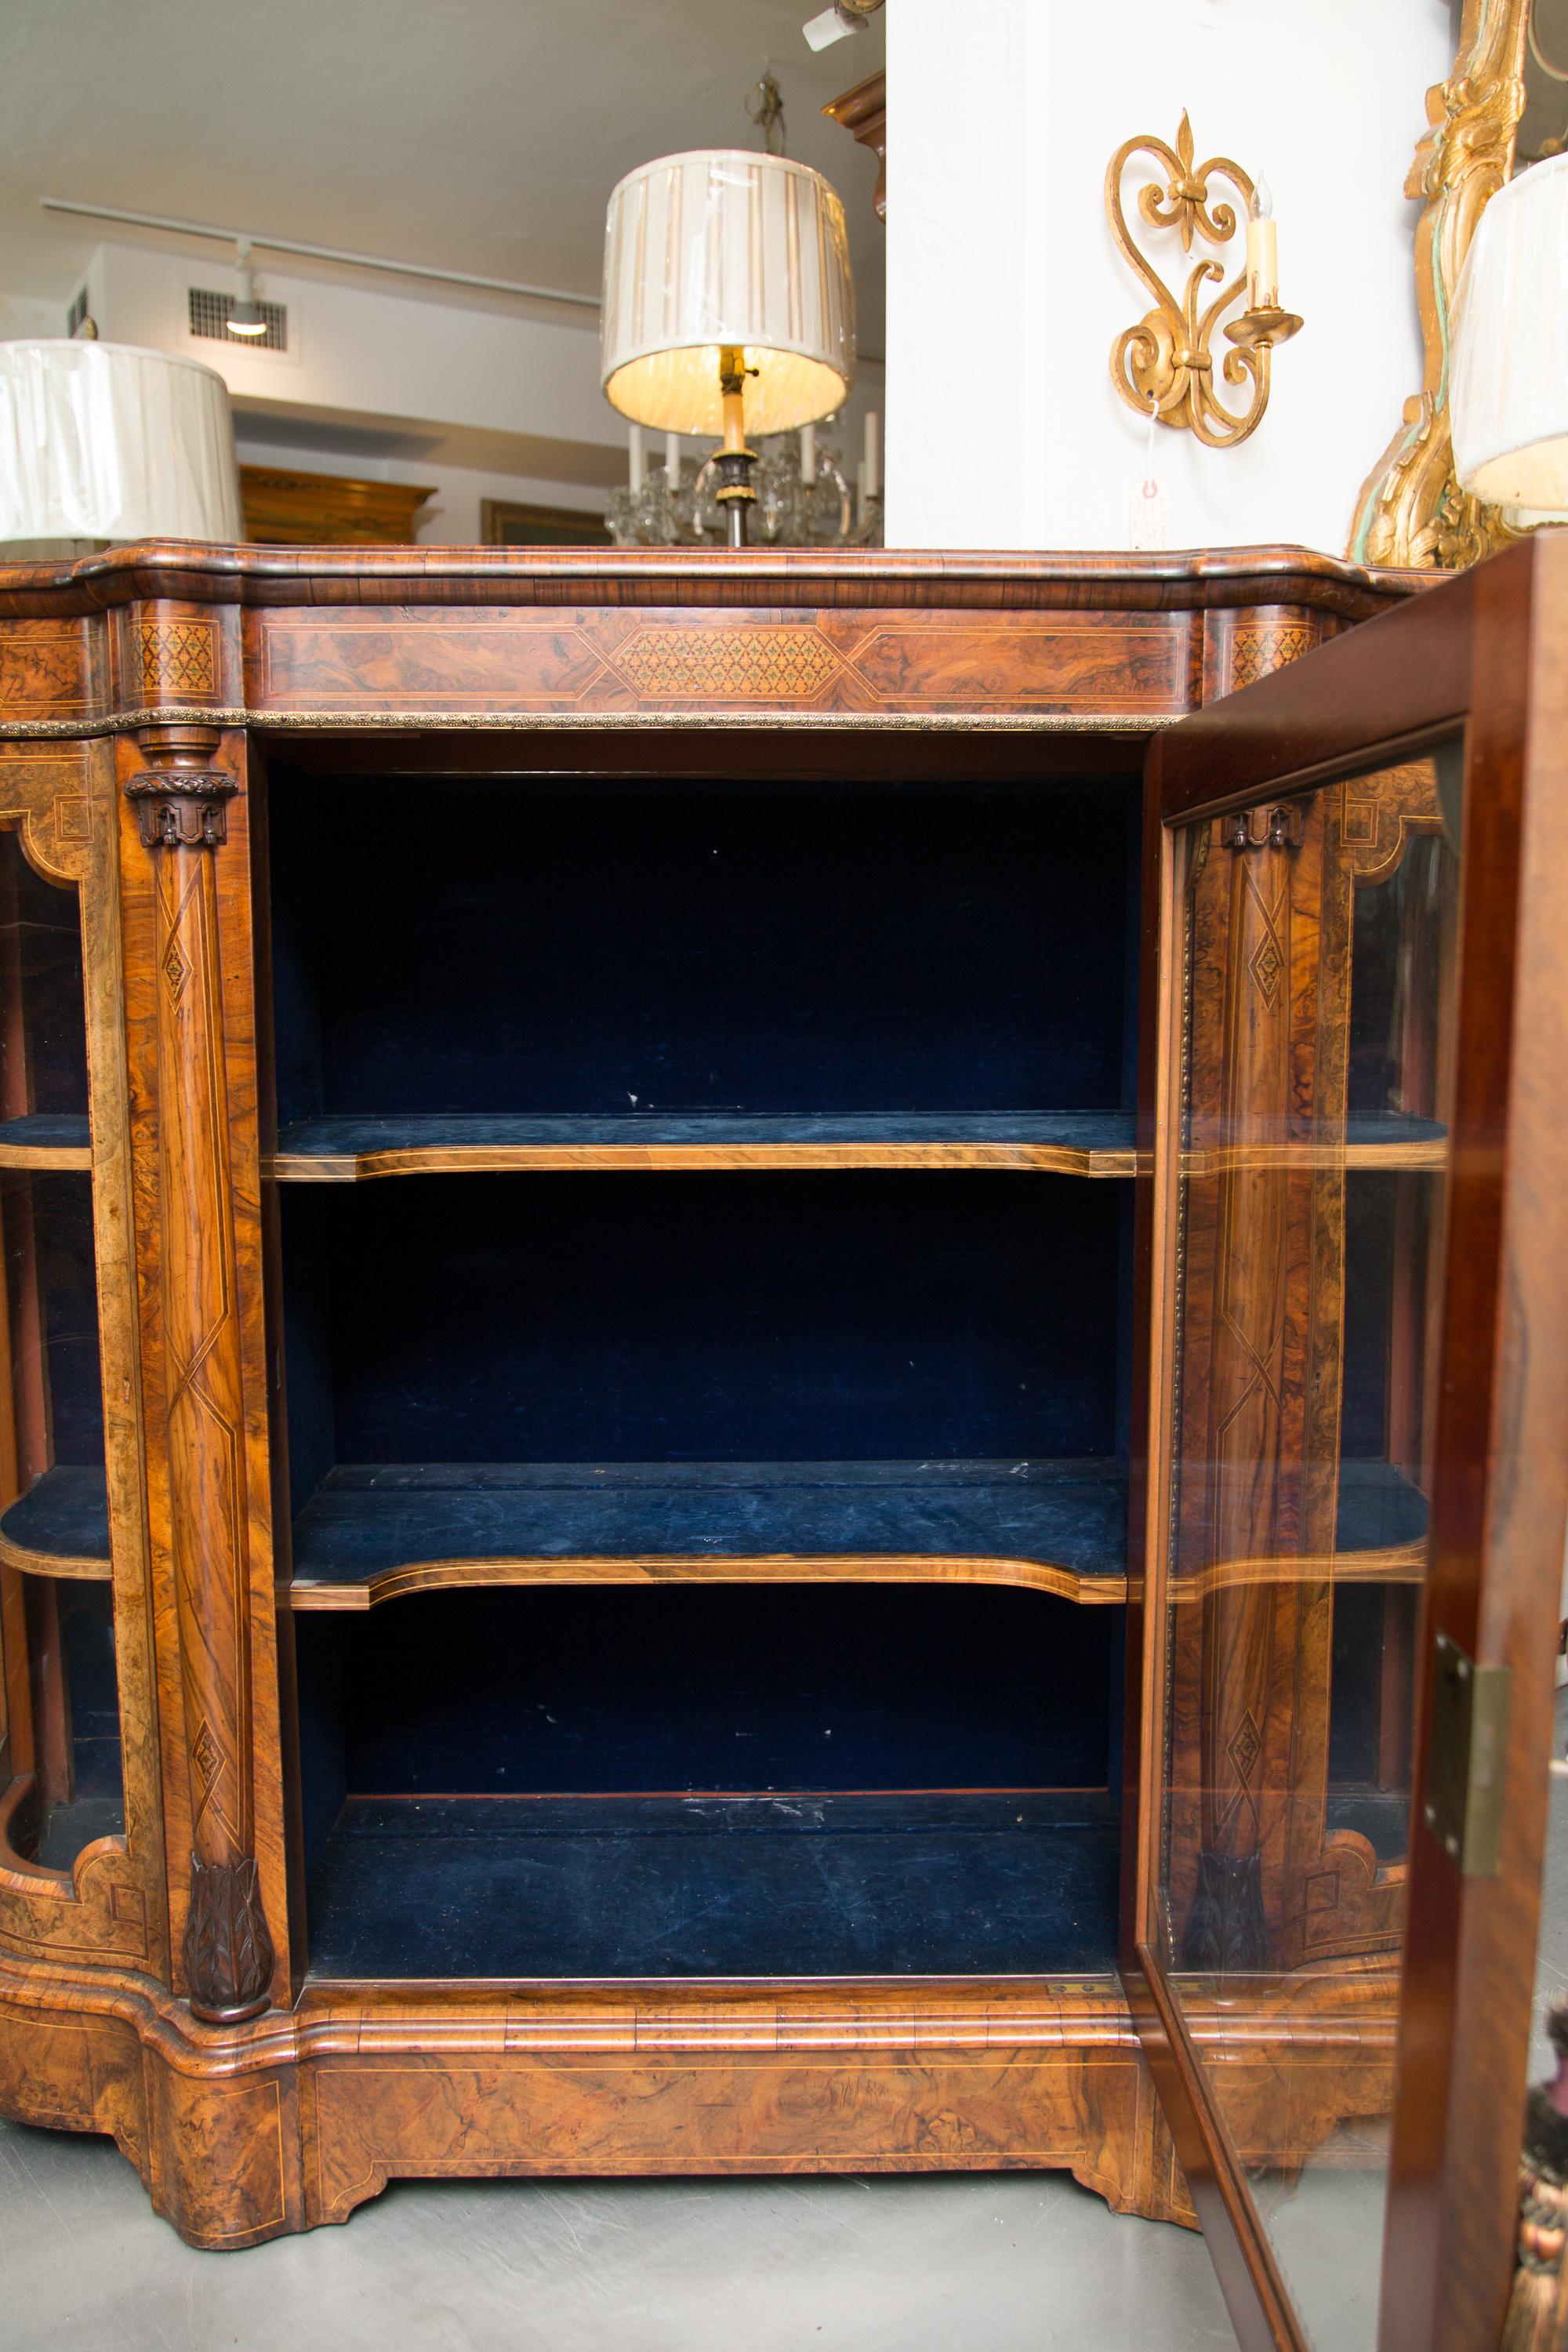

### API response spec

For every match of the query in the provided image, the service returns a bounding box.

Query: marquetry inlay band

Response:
[1229,621,1315,686]
[610,626,841,699]
[136,617,219,702]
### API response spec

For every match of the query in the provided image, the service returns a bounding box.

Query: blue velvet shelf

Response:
[304,1788,1123,1980]
[0,1465,111,1575]
[269,1111,1140,1177]
[267,1109,1450,1181]
[0,1113,92,1166]
[0,1456,1432,1602]
[287,1459,1132,1607]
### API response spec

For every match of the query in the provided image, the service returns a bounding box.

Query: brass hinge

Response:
[1424,1631,1512,1877]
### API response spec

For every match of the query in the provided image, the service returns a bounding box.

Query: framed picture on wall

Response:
[480,498,612,546]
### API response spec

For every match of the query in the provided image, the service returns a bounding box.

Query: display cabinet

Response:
[0,539,1560,2352]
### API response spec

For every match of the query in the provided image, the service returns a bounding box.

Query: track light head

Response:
[227,240,267,336]
[803,1,883,53]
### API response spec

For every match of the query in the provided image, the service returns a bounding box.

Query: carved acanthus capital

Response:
[125,725,236,850]
[184,1853,274,2024]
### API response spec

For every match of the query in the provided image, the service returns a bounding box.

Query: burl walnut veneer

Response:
[0,543,1427,2253]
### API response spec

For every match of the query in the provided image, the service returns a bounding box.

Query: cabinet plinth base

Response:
[0,1955,1196,2249]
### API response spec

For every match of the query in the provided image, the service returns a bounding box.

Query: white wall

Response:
[60,241,884,542]
[887,0,1455,554]
[0,294,66,340]
[89,242,623,488]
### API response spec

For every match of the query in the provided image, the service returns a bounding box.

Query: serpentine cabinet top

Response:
[0,541,1421,739]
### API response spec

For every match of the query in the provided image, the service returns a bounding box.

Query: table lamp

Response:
[1450,151,1568,515]
[0,340,241,557]
[601,150,855,546]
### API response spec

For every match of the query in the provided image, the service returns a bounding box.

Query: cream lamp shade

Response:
[0,339,242,551]
[1450,151,1568,513]
[601,150,855,436]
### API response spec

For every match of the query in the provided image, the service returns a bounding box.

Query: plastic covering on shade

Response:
[0,340,242,546]
[1450,151,1568,514]
[601,150,855,436]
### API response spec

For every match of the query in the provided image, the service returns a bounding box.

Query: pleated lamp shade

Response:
[601,151,855,437]
[1451,152,1568,513]
[0,340,242,551]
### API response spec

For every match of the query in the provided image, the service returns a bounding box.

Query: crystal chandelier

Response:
[607,426,882,548]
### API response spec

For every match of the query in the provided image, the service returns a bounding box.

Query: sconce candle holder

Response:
[1107,111,1301,449]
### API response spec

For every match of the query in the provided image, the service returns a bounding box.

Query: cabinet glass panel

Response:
[1154,747,1461,2350]
[0,829,119,1875]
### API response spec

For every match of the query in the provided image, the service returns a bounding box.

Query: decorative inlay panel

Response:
[1338,760,1445,883]
[254,607,1193,719]
[609,626,840,701]
[258,619,607,710]
[844,619,1188,712]
[1228,622,1316,687]
[136,619,219,702]
[0,623,91,720]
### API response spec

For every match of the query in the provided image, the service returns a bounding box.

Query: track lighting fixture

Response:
[227,240,267,337]
[803,0,883,54]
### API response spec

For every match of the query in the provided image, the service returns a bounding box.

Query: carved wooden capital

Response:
[124,725,236,851]
[185,1853,274,2024]
[1224,804,1305,854]
[125,771,237,850]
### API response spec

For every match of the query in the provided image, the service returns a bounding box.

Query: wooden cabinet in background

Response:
[0,539,1561,2352]
[239,464,434,545]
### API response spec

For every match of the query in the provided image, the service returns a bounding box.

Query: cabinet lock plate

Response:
[1424,1631,1511,1878]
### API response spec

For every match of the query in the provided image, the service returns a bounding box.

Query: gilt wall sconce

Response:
[1107,111,1301,449]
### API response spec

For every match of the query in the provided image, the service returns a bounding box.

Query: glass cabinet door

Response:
[1133,537,1568,2352]
[1155,752,1458,2348]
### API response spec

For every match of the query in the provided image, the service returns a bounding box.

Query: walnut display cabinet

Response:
[0,538,1563,2350]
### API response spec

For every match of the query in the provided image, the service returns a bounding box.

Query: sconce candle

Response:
[800,422,816,485]
[664,432,681,485]
[1247,181,1278,310]
[863,410,880,504]
[628,423,645,492]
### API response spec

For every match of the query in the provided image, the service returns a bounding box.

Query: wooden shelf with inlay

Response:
[266,1112,1142,1181]
[285,1459,1132,1611]
[271,1456,1432,1613]
[264,1110,1449,1182]
[0,1465,111,1580]
[0,1114,92,1171]
[1180,1114,1446,1176]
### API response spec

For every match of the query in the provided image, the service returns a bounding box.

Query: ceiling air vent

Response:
[187,285,289,352]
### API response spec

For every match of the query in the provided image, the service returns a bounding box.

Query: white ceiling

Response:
[1,0,886,345]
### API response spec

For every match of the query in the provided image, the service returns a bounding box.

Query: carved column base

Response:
[1180,1850,1270,1973]
[183,1854,274,2024]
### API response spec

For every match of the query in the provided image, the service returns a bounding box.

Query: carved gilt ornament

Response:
[1348,0,1533,568]
[1108,111,1301,450]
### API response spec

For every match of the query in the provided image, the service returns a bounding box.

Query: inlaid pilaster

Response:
[125,724,272,2023]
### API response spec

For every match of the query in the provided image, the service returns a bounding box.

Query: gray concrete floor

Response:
[0,2125,1236,2350]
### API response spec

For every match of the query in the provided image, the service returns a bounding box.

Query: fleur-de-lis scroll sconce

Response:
[1108,111,1302,449]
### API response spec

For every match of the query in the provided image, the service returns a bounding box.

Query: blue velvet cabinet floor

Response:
[0,542,1453,2268]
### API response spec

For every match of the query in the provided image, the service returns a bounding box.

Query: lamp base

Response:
[713,446,758,549]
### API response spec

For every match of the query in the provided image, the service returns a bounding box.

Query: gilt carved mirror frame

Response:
[1348,0,1563,569]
